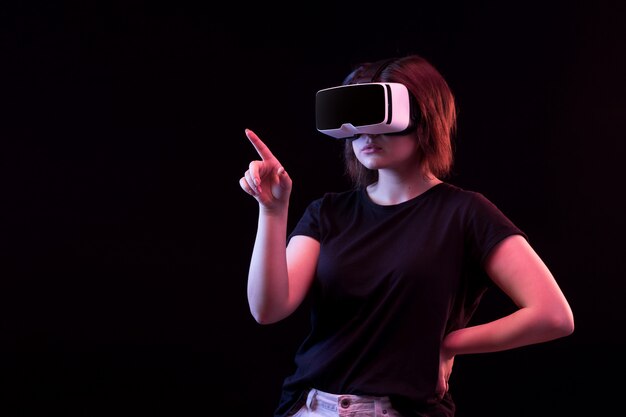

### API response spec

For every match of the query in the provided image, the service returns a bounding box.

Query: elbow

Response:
[251,313,275,325]
[560,314,575,337]
[250,308,270,325]
[545,307,575,339]
[249,306,283,325]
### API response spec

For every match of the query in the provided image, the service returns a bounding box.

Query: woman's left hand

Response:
[437,345,455,399]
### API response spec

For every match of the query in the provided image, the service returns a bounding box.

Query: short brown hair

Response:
[341,54,457,188]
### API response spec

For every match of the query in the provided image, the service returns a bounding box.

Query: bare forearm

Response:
[446,235,575,356]
[443,306,574,356]
[247,209,290,324]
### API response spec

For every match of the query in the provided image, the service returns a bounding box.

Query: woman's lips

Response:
[361,145,382,154]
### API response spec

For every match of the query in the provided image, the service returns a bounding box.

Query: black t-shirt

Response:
[275,183,526,417]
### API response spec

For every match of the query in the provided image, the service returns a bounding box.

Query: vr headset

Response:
[316,82,415,139]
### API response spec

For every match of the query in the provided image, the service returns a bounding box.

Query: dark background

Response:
[1,1,624,416]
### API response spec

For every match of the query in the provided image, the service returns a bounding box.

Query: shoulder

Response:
[432,183,521,234]
[297,189,362,222]
[435,182,484,199]
[310,188,363,208]
[291,189,362,238]
[431,182,494,210]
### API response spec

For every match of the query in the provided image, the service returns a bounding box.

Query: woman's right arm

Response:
[239,129,318,324]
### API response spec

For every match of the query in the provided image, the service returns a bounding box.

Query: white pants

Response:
[290,388,403,417]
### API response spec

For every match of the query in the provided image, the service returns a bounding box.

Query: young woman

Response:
[239,54,574,417]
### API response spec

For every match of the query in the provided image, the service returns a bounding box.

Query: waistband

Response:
[305,388,394,413]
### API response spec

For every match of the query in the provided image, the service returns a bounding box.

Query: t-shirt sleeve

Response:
[466,192,528,266]
[445,190,529,334]
[288,197,323,242]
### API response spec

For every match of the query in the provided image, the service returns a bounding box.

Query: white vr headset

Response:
[315,82,416,139]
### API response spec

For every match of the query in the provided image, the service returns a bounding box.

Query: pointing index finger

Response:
[245,128,276,161]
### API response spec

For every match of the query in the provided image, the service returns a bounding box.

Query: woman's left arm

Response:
[443,234,575,356]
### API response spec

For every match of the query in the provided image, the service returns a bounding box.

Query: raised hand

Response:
[239,129,292,211]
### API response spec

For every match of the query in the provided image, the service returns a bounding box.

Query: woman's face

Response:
[351,132,421,171]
